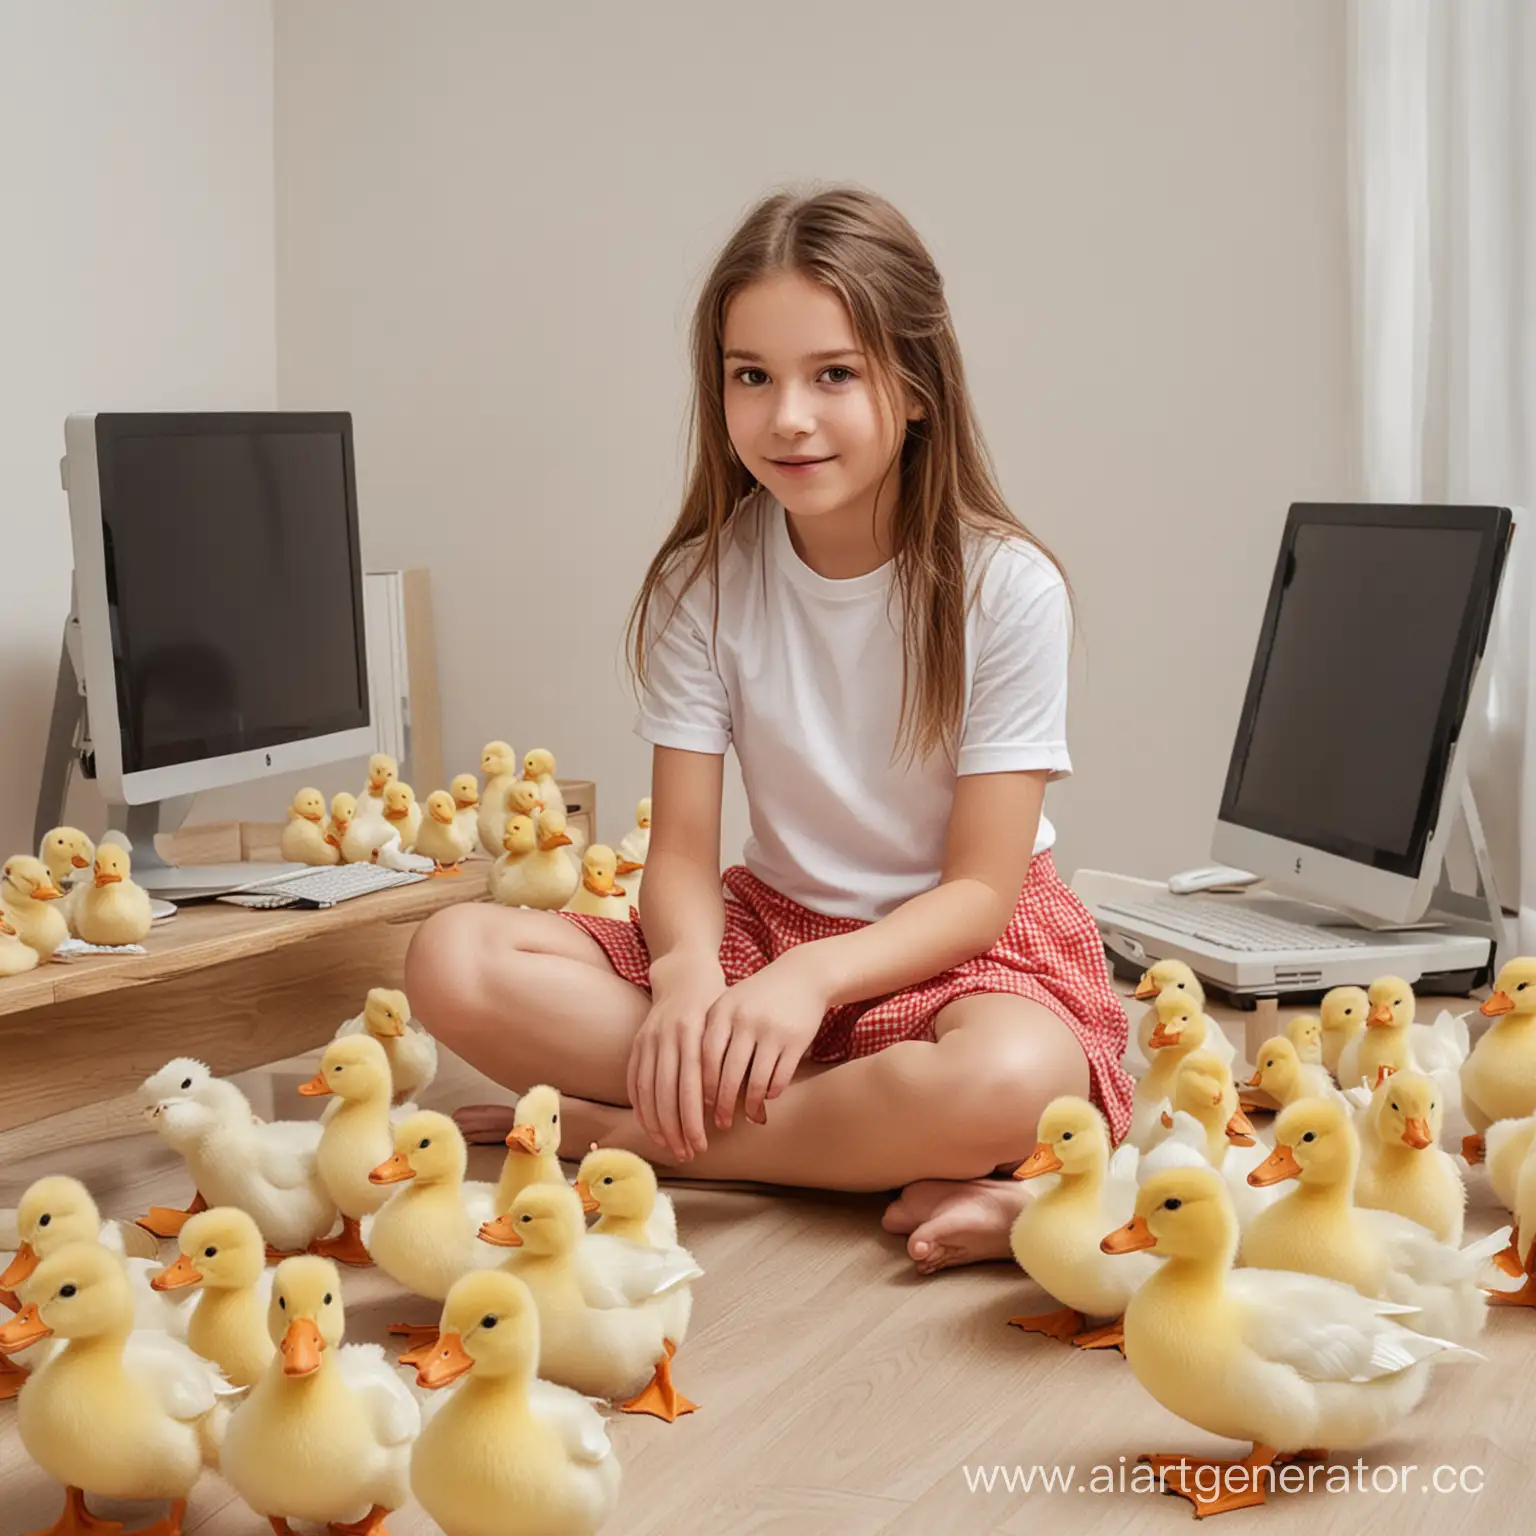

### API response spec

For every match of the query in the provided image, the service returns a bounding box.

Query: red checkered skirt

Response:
[557,850,1133,1143]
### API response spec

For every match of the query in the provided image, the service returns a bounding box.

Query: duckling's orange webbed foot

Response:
[1139,1445,1277,1517]
[132,1498,187,1536]
[1007,1306,1084,1343]
[268,1521,297,1536]
[389,1322,441,1365]
[0,1352,27,1400]
[25,1487,127,1536]
[429,863,463,878]
[309,1217,373,1268]
[137,1192,208,1239]
[1462,1133,1486,1165]
[1071,1317,1126,1352]
[264,1245,307,1265]
[619,1339,697,1422]
[1491,1230,1524,1279]
[0,1286,20,1313]
[329,1504,393,1536]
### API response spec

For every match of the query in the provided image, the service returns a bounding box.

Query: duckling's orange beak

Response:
[297,1072,333,1097]
[431,804,454,825]
[1146,1024,1181,1049]
[573,1179,600,1215]
[0,1303,51,1353]
[0,1244,39,1291]
[1367,1003,1394,1027]
[1101,1215,1157,1254]
[1133,974,1159,1000]
[541,831,574,851]
[1245,1068,1264,1087]
[1248,1142,1302,1186]
[1225,1108,1257,1146]
[370,1152,416,1185]
[32,883,63,901]
[1012,1141,1064,1179]
[370,1015,406,1039]
[1160,1109,1174,1129]
[1481,990,1515,1017]
[301,809,323,823]
[94,870,122,887]
[505,1125,540,1155]
[416,1330,475,1390]
[478,1215,522,1247]
[1402,1117,1433,1150]
[71,854,90,869]
[616,860,644,877]
[582,872,614,898]
[151,1253,203,1291]
[385,808,406,822]
[281,1317,326,1377]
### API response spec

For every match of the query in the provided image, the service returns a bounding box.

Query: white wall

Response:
[0,1,281,857]
[272,0,1353,880]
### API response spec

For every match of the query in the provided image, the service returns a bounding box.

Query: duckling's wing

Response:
[337,1342,422,1445]
[1137,1112,1209,1182]
[1363,1208,1515,1287]
[1413,1012,1471,1075]
[252,1119,324,1190]
[125,1330,236,1420]
[576,1236,702,1309]
[1204,1018,1237,1068]
[1226,1270,1460,1381]
[333,1010,366,1040]
[528,1379,615,1464]
[647,1191,679,1249]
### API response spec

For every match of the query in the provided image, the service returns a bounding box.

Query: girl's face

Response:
[722,271,910,521]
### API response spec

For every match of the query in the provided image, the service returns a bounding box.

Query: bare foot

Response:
[882,1177,1031,1274]
[559,1095,657,1161]
[452,1104,519,1144]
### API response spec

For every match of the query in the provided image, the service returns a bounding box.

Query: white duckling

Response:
[300,1035,399,1267]
[334,985,438,1103]
[496,806,579,911]
[381,780,423,852]
[576,1147,678,1250]
[490,814,538,906]
[449,772,486,855]
[340,789,392,865]
[1244,1034,1341,1110]
[1353,1070,1467,1244]
[1005,1097,1157,1351]
[326,790,359,861]
[1320,984,1370,1080]
[0,908,41,976]
[414,789,474,874]
[496,1084,569,1215]
[1460,957,1536,1159]
[615,796,651,871]
[410,1270,622,1536]
[0,1244,235,1536]
[1101,1166,1475,1518]
[221,1255,420,1536]
[1286,1012,1324,1066]
[1336,976,1469,1104]
[72,843,154,947]
[280,787,340,866]
[2,854,69,959]
[478,740,522,857]
[479,1183,700,1421]
[151,1208,275,1390]
[138,1059,335,1258]
[359,752,399,817]
[563,844,631,920]
[1243,1098,1515,1345]
[1127,991,1228,1150]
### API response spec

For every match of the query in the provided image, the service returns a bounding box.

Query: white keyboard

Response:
[218,863,428,909]
[1098,897,1369,953]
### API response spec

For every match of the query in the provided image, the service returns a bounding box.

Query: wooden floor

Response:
[2,991,1531,1536]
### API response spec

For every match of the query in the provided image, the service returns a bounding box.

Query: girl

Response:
[407,186,1132,1273]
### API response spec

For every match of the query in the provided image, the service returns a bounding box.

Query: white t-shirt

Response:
[636,493,1072,922]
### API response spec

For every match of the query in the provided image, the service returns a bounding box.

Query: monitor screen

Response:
[1218,505,1510,877]
[93,414,369,774]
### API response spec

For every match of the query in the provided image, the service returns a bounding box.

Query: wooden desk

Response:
[0,869,488,1146]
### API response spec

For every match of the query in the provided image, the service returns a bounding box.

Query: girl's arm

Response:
[628,745,730,1161]
[703,769,1047,1129]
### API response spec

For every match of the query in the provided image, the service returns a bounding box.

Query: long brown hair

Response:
[628,185,1067,762]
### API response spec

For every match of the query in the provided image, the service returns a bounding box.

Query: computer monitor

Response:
[1211,502,1513,926]
[62,411,374,808]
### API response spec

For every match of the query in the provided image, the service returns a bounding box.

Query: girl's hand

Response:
[701,952,828,1130]
[629,950,728,1163]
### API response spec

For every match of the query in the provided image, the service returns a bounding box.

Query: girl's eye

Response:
[821,365,856,384]
[733,367,768,386]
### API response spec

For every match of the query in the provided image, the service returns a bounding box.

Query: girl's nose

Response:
[770,380,816,439]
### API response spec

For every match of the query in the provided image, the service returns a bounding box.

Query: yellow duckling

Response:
[563,844,631,920]
[496,1084,568,1214]
[1245,1035,1338,1109]
[299,1036,399,1267]
[1128,959,1234,1072]
[490,814,537,906]
[221,1256,420,1536]
[1286,1013,1324,1066]
[477,740,522,857]
[0,908,41,976]
[334,985,438,1103]
[576,1147,678,1249]
[449,772,484,855]
[1320,984,1370,1079]
[410,1270,621,1536]
[1128,992,1227,1150]
[2,854,69,959]
[1006,1097,1156,1350]
[37,825,95,934]
[359,752,399,817]
[506,778,544,822]
[1100,1166,1474,1518]
[523,748,565,823]
[413,789,474,874]
[1336,976,1468,1098]
[0,1244,234,1536]
[326,790,358,861]
[382,780,423,852]
[479,1183,700,1421]
[72,844,154,947]
[1490,1129,1536,1307]
[280,787,340,866]
[1243,1099,1513,1344]
[496,806,579,911]
[151,1208,275,1389]
[1460,958,1536,1158]
[1353,1071,1467,1244]
[1473,1111,1536,1215]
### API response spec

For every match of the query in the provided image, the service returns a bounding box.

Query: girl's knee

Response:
[405,904,499,1029]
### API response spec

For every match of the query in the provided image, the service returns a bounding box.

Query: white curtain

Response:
[1349,0,1536,949]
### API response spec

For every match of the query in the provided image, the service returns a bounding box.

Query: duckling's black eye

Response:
[1302,1131,1316,1143]
[603,1176,614,1185]
[334,1066,343,1073]
[205,1247,218,1259]
[323,1293,333,1306]
[520,1213,532,1223]
[1520,983,1529,992]
[1162,1198,1182,1211]
[419,1139,431,1149]
[39,1214,51,1228]
[1061,1131,1073,1141]
[59,1284,76,1298]
[279,1297,286,1310]
[181,1078,193,1091]
[1344,1008,1353,1016]
[552,1114,558,1125]
[480,1314,497,1329]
